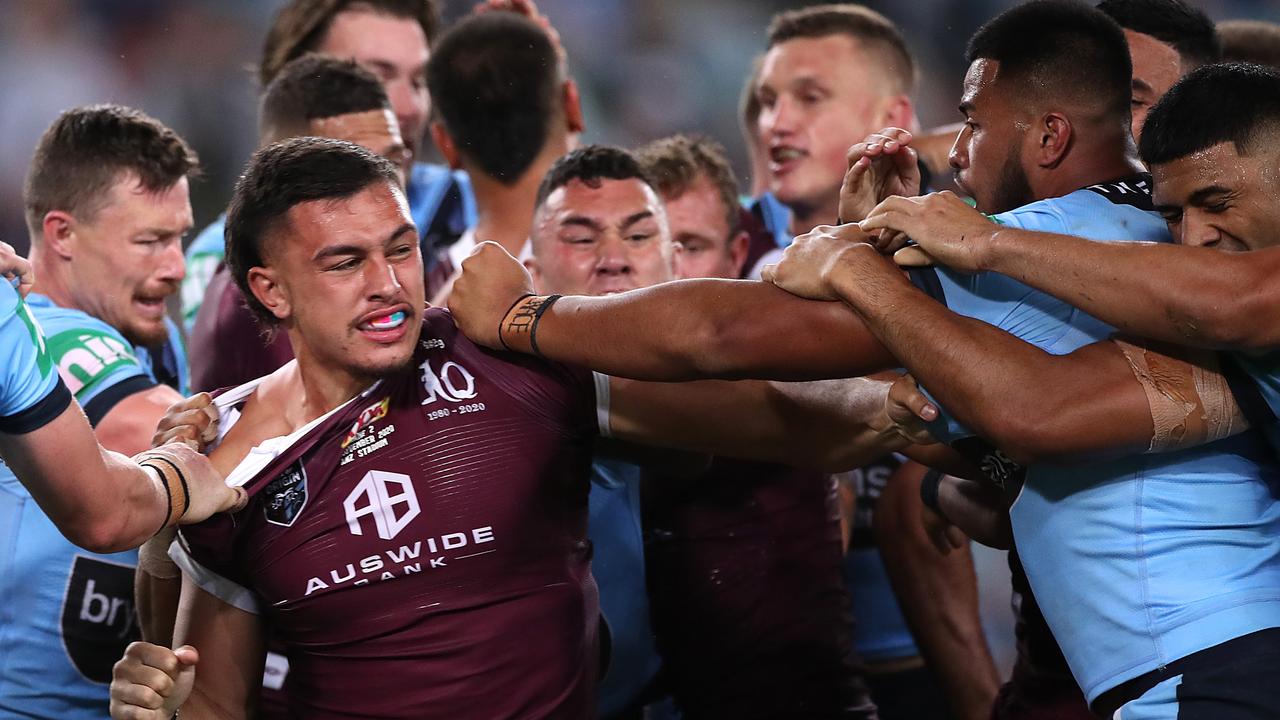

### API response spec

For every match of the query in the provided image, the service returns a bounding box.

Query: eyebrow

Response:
[1187,186,1233,204]
[1132,77,1154,93]
[311,223,415,261]
[560,215,604,233]
[619,210,654,229]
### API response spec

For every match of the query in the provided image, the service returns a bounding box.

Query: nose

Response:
[386,79,426,140]
[161,240,186,283]
[762,96,796,139]
[594,234,632,276]
[1177,214,1219,249]
[947,126,969,172]
[366,254,404,300]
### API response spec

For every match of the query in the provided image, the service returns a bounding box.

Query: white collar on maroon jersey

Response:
[211,363,382,488]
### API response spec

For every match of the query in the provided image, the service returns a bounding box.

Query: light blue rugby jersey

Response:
[1227,351,1280,457]
[0,293,185,717]
[911,176,1280,703]
[0,281,70,431]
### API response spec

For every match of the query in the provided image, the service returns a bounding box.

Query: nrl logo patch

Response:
[341,397,390,449]
[264,460,308,527]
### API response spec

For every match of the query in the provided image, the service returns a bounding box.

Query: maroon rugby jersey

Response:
[177,309,601,719]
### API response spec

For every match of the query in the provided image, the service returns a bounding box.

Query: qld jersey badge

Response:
[264,460,309,527]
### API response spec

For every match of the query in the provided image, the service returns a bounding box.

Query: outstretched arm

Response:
[605,374,937,473]
[766,232,1247,465]
[861,192,1280,351]
[447,242,897,382]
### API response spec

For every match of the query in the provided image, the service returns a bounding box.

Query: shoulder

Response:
[994,176,1169,244]
[32,298,150,400]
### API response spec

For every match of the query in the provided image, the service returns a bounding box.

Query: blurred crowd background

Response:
[0,0,1276,252]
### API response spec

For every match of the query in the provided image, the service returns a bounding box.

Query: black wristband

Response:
[142,463,174,536]
[528,294,562,358]
[920,468,944,515]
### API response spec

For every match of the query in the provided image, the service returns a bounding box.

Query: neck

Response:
[26,245,72,308]
[283,329,375,427]
[1034,133,1144,201]
[787,194,841,235]
[465,135,569,255]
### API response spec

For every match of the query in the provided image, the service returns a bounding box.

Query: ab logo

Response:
[420,358,477,405]
[60,556,140,683]
[344,470,421,540]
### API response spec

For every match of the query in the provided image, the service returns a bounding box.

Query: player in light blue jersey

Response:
[856,64,1280,462]
[763,7,1280,720]
[0,105,245,718]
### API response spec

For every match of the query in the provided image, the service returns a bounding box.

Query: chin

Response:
[352,348,417,380]
[122,320,170,348]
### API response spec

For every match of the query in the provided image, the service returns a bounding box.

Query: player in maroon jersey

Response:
[107,137,937,720]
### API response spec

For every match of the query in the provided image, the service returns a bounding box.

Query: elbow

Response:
[63,516,136,554]
[980,413,1058,467]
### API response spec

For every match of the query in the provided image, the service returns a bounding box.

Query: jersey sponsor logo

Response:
[59,555,140,683]
[420,358,477,405]
[343,470,421,540]
[302,526,498,596]
[46,328,140,396]
[264,460,309,527]
[341,397,391,449]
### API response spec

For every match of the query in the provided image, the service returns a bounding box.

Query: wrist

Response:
[135,454,191,534]
[975,226,1011,273]
[920,468,945,516]
[498,294,562,357]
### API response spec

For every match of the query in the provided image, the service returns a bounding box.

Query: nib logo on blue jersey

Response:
[264,461,308,527]
[59,556,141,683]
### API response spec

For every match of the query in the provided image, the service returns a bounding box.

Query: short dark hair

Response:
[966,0,1132,120]
[259,0,438,87]
[1097,0,1220,68]
[636,134,742,239]
[225,137,402,327]
[535,145,657,210]
[23,104,199,237]
[767,4,916,94]
[1218,20,1280,70]
[426,13,560,185]
[260,54,391,140]
[1139,63,1280,166]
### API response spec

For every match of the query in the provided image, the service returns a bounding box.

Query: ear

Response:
[878,94,917,133]
[246,266,292,323]
[430,122,462,170]
[727,230,751,278]
[41,211,77,260]
[1036,112,1073,168]
[523,256,545,294]
[563,79,585,134]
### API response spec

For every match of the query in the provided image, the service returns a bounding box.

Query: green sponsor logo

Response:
[46,328,140,397]
[14,297,53,379]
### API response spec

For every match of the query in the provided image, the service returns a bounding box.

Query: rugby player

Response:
[1096,0,1219,144]
[638,133,993,720]
[851,63,1280,457]
[106,138,932,720]
[448,3,1280,717]
[189,54,410,392]
[181,0,473,327]
[423,10,583,298]
[0,105,242,716]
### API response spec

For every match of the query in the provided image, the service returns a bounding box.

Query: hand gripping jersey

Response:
[174,309,603,719]
[911,176,1280,703]
[0,292,184,717]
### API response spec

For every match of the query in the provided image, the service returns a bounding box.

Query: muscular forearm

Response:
[985,231,1280,350]
[607,376,911,472]
[525,279,896,381]
[829,263,1151,464]
[875,463,1000,720]
[937,475,1012,549]
[136,529,182,645]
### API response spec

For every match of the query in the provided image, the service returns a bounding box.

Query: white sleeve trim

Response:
[593,372,612,438]
[170,533,262,615]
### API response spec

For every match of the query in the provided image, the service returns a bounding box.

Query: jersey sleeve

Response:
[173,519,263,614]
[43,316,156,426]
[0,284,72,433]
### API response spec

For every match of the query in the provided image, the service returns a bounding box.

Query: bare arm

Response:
[875,462,1000,720]
[173,576,266,718]
[862,192,1280,350]
[606,375,935,473]
[0,404,219,552]
[446,242,897,382]
[96,384,185,456]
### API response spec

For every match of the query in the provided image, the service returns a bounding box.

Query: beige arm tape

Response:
[1113,338,1247,453]
[137,526,181,580]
